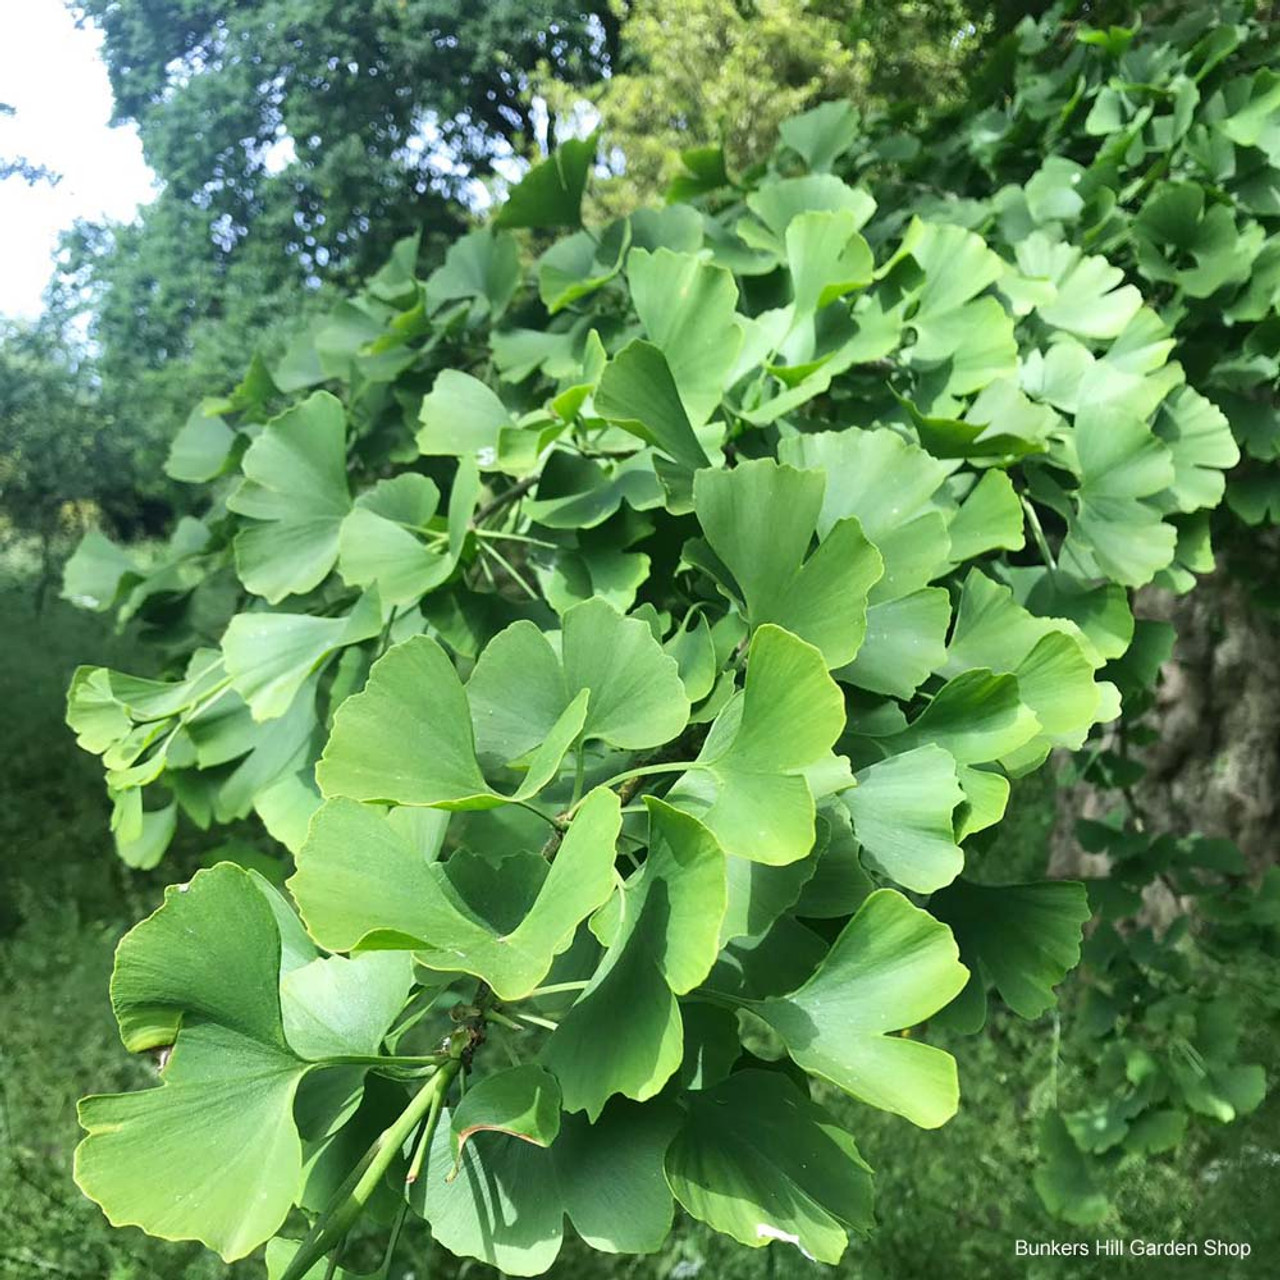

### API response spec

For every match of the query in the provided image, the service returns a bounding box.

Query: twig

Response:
[471,473,539,526]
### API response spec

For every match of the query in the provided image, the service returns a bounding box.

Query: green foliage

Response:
[815,0,1280,1216]
[853,0,1275,568]
[60,72,1247,1273]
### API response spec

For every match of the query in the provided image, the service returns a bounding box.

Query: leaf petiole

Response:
[278,1053,462,1280]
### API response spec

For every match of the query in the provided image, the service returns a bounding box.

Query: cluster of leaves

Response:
[63,92,1238,1274]
[811,0,1280,1213]
[1004,615,1280,1223]
[854,0,1279,543]
[1036,776,1280,1223]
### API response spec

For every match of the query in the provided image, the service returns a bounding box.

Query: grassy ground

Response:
[1,575,1276,1278]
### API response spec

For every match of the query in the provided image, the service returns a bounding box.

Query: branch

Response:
[471,473,539,526]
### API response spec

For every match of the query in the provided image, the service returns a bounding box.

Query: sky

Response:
[0,0,155,319]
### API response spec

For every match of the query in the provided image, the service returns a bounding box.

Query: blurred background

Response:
[2,2,1278,1276]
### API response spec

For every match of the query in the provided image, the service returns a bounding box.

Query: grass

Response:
[0,572,1276,1278]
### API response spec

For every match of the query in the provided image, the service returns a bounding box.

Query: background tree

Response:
[539,0,1008,215]
[51,0,619,499]
[1,102,60,184]
[0,322,131,603]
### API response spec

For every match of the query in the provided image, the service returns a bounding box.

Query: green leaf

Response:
[1034,1113,1110,1225]
[450,1065,561,1164]
[948,471,1025,561]
[166,402,237,483]
[744,175,876,252]
[467,599,690,763]
[417,370,511,465]
[425,227,521,317]
[538,224,629,314]
[281,950,412,1063]
[1154,386,1240,514]
[75,866,308,1259]
[61,529,136,612]
[778,428,951,603]
[290,788,621,999]
[337,464,478,604]
[1015,234,1142,339]
[495,135,596,230]
[900,219,1017,398]
[671,625,846,865]
[594,341,711,470]
[779,100,861,173]
[1065,365,1177,586]
[543,799,725,1118]
[222,595,382,722]
[667,145,728,201]
[757,890,969,1127]
[627,247,743,428]
[930,880,1091,1029]
[885,668,1040,766]
[316,633,587,808]
[1218,68,1280,151]
[785,209,874,317]
[943,569,1106,763]
[694,460,882,666]
[664,1070,873,1265]
[847,746,964,893]
[413,1098,676,1274]
[228,392,351,603]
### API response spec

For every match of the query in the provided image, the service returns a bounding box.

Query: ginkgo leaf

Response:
[942,569,1106,765]
[222,594,382,722]
[413,1098,677,1275]
[1034,1113,1111,1226]
[542,799,725,1118]
[316,634,587,808]
[290,788,621,999]
[228,392,351,603]
[425,226,521,317]
[1064,364,1178,586]
[417,370,511,465]
[693,460,882,667]
[594,341,710,470]
[665,1070,873,1266]
[450,1065,561,1163]
[779,99,862,172]
[495,135,596,230]
[778,428,951,603]
[626,247,743,429]
[846,746,964,893]
[75,865,405,1262]
[898,219,1018,399]
[1154,386,1240,514]
[669,625,846,865]
[837,590,951,699]
[1015,234,1142,339]
[743,175,876,253]
[166,402,237,483]
[882,669,1040,766]
[337,461,479,604]
[785,209,874,318]
[756,889,968,1128]
[466,599,690,765]
[930,879,1091,1030]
